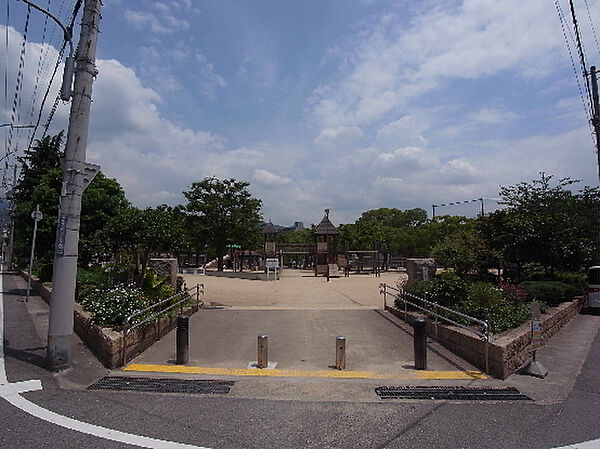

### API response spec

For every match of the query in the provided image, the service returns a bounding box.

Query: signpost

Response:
[266,258,279,281]
[26,205,43,302]
[521,301,548,378]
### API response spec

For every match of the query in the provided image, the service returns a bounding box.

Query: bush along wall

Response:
[400,272,557,333]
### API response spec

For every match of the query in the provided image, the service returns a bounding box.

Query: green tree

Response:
[107,205,186,284]
[183,177,263,271]
[483,173,600,279]
[13,133,64,266]
[79,173,130,265]
[431,227,499,278]
[13,132,130,271]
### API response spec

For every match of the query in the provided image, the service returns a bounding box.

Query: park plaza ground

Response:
[179,268,405,310]
[129,268,488,379]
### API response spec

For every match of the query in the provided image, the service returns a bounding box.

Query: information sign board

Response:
[266,258,279,268]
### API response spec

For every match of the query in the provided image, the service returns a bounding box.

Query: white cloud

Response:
[314,125,364,148]
[311,0,563,127]
[0,25,68,152]
[252,169,292,186]
[376,116,429,148]
[470,107,518,124]
[374,146,438,175]
[1,1,595,230]
[439,158,482,185]
[123,9,189,34]
[195,52,227,97]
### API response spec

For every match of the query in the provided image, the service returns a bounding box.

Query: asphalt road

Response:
[1,272,598,449]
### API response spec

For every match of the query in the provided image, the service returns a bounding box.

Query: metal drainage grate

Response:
[375,386,532,401]
[89,377,234,395]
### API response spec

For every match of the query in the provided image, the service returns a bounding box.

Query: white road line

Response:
[551,442,600,449]
[0,271,212,449]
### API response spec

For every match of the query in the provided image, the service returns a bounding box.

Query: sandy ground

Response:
[181,269,408,310]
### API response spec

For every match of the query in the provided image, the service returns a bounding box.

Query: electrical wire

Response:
[556,0,596,143]
[26,0,82,149]
[583,0,600,60]
[3,0,10,190]
[24,0,51,146]
[568,0,594,110]
[6,5,30,163]
[1,0,76,171]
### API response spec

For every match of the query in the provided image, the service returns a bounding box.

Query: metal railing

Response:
[122,283,204,366]
[380,283,490,373]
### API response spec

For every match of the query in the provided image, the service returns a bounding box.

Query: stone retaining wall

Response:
[21,270,200,369]
[386,296,585,379]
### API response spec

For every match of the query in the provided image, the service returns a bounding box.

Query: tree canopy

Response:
[480,173,599,278]
[12,133,128,270]
[13,139,596,285]
[183,177,263,271]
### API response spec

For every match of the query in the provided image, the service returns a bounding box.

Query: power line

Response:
[583,0,600,59]
[556,0,596,141]
[25,0,82,148]
[6,4,30,161]
[2,0,78,172]
[24,0,51,147]
[431,198,503,219]
[568,0,594,111]
[4,0,10,174]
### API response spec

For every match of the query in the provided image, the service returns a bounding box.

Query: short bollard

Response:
[413,317,427,370]
[176,314,189,365]
[335,336,346,370]
[257,334,268,368]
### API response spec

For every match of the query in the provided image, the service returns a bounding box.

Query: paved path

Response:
[181,269,403,309]
[135,270,483,380]
[1,271,598,449]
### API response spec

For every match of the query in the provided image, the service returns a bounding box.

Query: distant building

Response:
[265,220,305,233]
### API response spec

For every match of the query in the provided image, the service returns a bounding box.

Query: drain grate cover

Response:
[89,377,234,395]
[375,386,532,401]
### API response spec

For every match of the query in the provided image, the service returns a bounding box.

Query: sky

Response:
[1,0,599,226]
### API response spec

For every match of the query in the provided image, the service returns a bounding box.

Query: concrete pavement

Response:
[128,308,483,378]
[132,269,486,384]
[1,271,599,449]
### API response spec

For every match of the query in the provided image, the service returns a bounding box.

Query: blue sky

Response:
[2,0,599,225]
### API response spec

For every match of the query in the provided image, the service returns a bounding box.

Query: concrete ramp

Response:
[127,308,481,379]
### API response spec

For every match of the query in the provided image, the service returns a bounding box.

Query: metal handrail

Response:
[121,283,204,366]
[380,282,490,373]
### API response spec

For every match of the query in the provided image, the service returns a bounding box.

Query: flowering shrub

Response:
[498,282,528,303]
[80,284,149,327]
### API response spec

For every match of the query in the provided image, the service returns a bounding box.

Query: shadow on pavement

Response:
[2,339,47,369]
[374,309,476,373]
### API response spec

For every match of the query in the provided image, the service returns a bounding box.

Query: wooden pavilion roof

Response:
[314,215,340,235]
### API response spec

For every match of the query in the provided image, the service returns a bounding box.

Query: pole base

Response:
[47,335,71,372]
[521,360,548,378]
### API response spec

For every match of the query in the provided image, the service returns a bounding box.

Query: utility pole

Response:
[47,0,101,371]
[6,164,17,269]
[590,66,600,181]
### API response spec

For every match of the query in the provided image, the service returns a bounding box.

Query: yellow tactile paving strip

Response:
[123,363,486,380]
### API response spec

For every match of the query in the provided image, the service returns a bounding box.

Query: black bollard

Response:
[176,314,189,365]
[413,317,427,370]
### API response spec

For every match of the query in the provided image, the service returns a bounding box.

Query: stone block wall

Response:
[21,270,200,369]
[387,296,585,379]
